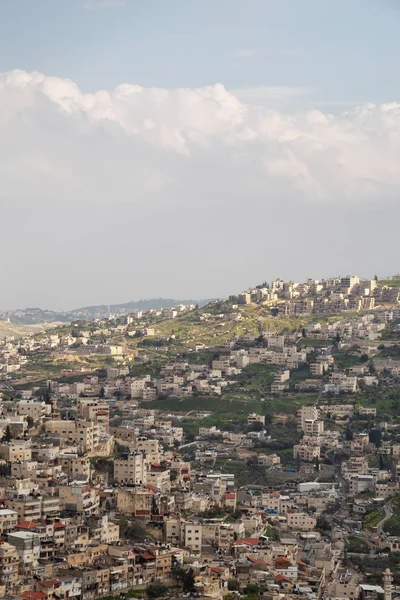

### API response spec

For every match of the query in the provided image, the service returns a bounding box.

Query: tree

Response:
[26,416,34,429]
[360,353,369,363]
[228,580,240,592]
[4,425,12,442]
[374,274,378,281]
[152,496,159,515]
[99,386,105,399]
[316,516,331,531]
[302,328,307,338]
[379,454,385,470]
[244,584,259,596]
[296,453,301,472]
[315,456,320,472]
[335,332,341,344]
[345,427,353,441]
[369,429,382,448]
[147,581,168,598]
[182,568,196,593]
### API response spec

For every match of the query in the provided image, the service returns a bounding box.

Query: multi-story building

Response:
[45,420,99,452]
[17,400,52,421]
[286,512,316,531]
[0,509,18,534]
[8,531,40,576]
[182,522,202,553]
[58,483,100,516]
[0,541,20,590]
[114,452,147,485]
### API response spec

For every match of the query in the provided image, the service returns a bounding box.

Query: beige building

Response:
[298,405,319,431]
[114,452,147,485]
[45,420,99,452]
[0,541,20,590]
[0,441,31,462]
[258,453,281,467]
[182,522,202,553]
[17,400,51,421]
[116,487,153,518]
[59,454,91,481]
[294,440,321,462]
[11,460,38,479]
[286,512,316,531]
[0,509,18,534]
[58,483,100,515]
[77,398,110,432]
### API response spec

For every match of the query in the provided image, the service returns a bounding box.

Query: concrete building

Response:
[114,452,147,485]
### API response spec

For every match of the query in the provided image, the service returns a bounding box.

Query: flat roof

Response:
[8,531,39,539]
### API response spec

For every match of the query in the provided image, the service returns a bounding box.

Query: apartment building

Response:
[58,484,100,516]
[116,487,153,518]
[0,541,20,590]
[17,400,52,421]
[45,420,99,452]
[286,512,316,531]
[0,509,18,534]
[8,531,40,576]
[0,441,32,462]
[182,522,203,553]
[114,452,147,485]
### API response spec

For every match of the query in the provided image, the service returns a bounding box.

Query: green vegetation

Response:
[333,351,364,369]
[378,280,400,287]
[364,509,385,528]
[383,499,400,536]
[233,364,276,391]
[346,536,368,552]
[297,338,329,348]
[147,393,315,417]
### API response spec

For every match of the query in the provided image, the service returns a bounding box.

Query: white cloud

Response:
[1,69,398,205]
[83,0,126,10]
[234,48,257,59]
[233,86,312,102]
[0,69,399,308]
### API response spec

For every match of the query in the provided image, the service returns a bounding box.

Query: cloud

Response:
[83,0,126,10]
[234,48,257,59]
[0,69,400,308]
[1,69,398,205]
[233,86,312,102]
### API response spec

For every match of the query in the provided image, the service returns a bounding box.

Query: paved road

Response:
[376,502,393,535]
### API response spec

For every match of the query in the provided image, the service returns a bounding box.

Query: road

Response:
[376,501,393,535]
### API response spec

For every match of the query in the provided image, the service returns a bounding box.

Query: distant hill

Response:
[0,320,58,339]
[69,298,214,319]
[0,298,215,325]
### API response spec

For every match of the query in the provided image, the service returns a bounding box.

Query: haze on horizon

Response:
[1,0,400,312]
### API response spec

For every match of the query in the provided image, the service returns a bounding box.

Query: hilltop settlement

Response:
[1,274,400,600]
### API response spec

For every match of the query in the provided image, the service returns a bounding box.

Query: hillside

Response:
[0,298,215,324]
[69,297,214,319]
[148,302,346,349]
[0,320,58,340]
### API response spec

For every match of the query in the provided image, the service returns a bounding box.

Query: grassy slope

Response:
[378,280,400,287]
[151,304,348,349]
[0,321,58,339]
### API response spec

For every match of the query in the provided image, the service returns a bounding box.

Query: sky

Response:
[0,0,400,310]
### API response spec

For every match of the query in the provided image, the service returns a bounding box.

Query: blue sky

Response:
[1,0,400,309]
[1,0,399,105]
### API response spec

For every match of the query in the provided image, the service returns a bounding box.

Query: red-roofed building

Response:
[223,492,237,510]
[37,579,61,600]
[17,521,38,530]
[234,537,260,546]
[18,592,47,600]
[233,537,260,555]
